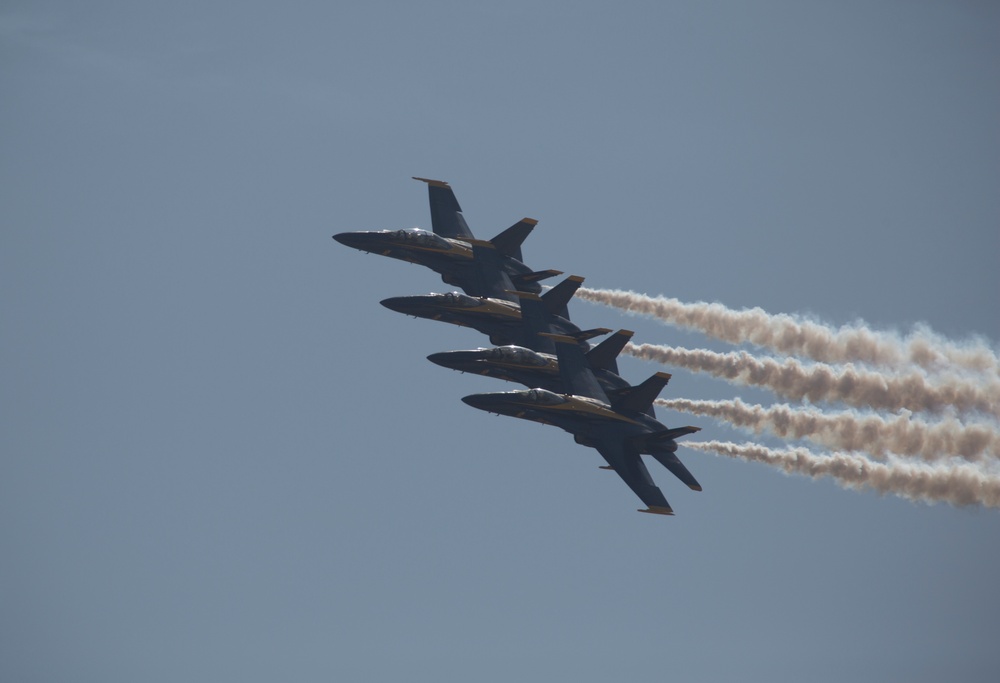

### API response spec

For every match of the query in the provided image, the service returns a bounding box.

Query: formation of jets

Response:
[334,178,703,516]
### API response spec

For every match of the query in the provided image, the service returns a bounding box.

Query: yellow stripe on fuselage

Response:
[444,299,522,318]
[507,396,640,425]
[493,360,558,372]
[393,242,473,258]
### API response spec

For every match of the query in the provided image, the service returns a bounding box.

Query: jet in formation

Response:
[428,330,665,419]
[381,275,611,353]
[461,334,701,515]
[333,177,561,301]
[334,178,703,515]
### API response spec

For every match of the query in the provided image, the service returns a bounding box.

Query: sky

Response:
[2,1,999,681]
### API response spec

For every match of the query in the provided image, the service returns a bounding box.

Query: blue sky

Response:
[3,2,998,681]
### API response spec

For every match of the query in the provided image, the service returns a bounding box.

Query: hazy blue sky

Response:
[3,2,998,681]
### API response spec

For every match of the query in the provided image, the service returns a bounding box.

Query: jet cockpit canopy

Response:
[440,292,482,307]
[486,346,550,367]
[525,389,567,405]
[392,229,451,250]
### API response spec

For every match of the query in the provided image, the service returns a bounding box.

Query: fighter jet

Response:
[460,334,702,516]
[380,275,609,353]
[332,178,561,301]
[427,330,668,418]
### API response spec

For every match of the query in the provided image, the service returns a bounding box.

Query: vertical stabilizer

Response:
[543,333,611,403]
[489,218,537,262]
[611,372,671,416]
[585,329,633,375]
[541,275,584,321]
[512,291,555,354]
[467,239,517,302]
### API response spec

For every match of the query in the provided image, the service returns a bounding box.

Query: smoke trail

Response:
[658,398,1000,463]
[684,440,1000,508]
[627,343,1000,418]
[578,287,999,375]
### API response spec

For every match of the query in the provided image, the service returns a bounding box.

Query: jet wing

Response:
[412,177,473,239]
[596,440,674,515]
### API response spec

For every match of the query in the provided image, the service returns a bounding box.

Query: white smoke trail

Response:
[578,287,1000,375]
[658,398,1000,464]
[684,440,1000,508]
[627,343,1000,418]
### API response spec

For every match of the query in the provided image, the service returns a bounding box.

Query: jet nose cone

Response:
[461,393,494,411]
[427,351,459,369]
[427,350,482,370]
[332,232,366,249]
[379,296,414,314]
[381,294,439,316]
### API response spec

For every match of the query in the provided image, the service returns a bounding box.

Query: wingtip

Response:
[638,506,675,516]
[412,176,450,188]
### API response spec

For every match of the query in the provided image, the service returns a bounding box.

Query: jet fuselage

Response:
[380,293,582,351]
[333,229,545,299]
[462,387,701,492]
[427,346,635,401]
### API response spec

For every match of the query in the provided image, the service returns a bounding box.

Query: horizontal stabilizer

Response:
[575,327,614,342]
[586,329,633,374]
[610,372,672,416]
[537,332,580,344]
[626,427,701,466]
[648,426,701,442]
[539,328,612,344]
[511,269,563,288]
[568,328,612,343]
[490,218,537,261]
[650,450,703,491]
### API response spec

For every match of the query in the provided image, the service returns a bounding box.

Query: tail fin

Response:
[510,290,554,354]
[489,218,537,262]
[540,333,611,403]
[540,275,584,320]
[466,239,517,301]
[510,285,602,354]
[413,177,473,239]
[610,372,671,416]
[585,329,633,375]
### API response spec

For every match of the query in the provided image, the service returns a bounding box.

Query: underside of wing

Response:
[596,441,674,515]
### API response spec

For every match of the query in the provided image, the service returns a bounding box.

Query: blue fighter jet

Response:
[461,334,702,515]
[333,178,560,301]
